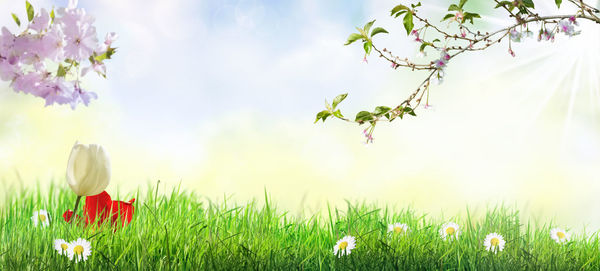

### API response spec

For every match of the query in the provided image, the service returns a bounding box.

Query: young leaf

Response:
[345,33,363,46]
[442,13,455,21]
[11,13,20,27]
[394,10,408,18]
[50,9,55,21]
[419,42,432,52]
[370,27,389,37]
[333,110,344,118]
[494,1,514,8]
[355,111,374,123]
[373,106,391,116]
[56,64,67,77]
[448,4,460,11]
[522,0,535,8]
[25,1,34,22]
[363,20,375,34]
[94,47,116,62]
[403,12,414,35]
[363,41,372,56]
[390,4,410,16]
[555,0,562,8]
[459,0,468,9]
[332,93,348,109]
[315,110,331,123]
[403,107,417,116]
[462,12,481,24]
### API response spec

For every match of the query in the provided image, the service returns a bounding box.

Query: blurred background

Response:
[0,0,599,232]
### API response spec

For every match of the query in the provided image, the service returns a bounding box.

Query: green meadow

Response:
[1,182,599,270]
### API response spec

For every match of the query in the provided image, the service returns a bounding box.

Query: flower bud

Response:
[66,142,110,196]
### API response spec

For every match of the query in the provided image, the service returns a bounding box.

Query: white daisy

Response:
[31,210,50,228]
[387,223,409,235]
[333,235,356,257]
[67,238,92,262]
[440,222,461,240]
[53,239,70,256]
[483,232,506,253]
[550,228,571,244]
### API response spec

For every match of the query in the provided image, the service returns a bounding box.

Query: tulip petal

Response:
[62,209,84,225]
[66,143,111,196]
[111,199,135,227]
[84,191,112,226]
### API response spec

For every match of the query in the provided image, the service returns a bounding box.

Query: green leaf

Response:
[315,110,331,123]
[390,4,410,16]
[94,47,116,62]
[403,12,414,35]
[448,4,460,11]
[432,38,441,43]
[555,0,562,8]
[333,110,344,118]
[344,33,363,46]
[419,42,432,52]
[522,0,535,8]
[442,13,455,21]
[50,9,55,21]
[355,111,374,123]
[25,1,34,22]
[373,106,391,116]
[363,20,375,34]
[494,1,514,8]
[332,93,347,109]
[56,64,67,77]
[363,41,372,56]
[462,12,481,24]
[459,0,468,9]
[11,13,20,27]
[370,27,388,37]
[394,10,408,18]
[403,107,417,116]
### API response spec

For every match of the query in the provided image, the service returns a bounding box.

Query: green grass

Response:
[1,182,599,270]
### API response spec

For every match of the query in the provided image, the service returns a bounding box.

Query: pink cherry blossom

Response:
[30,8,51,32]
[0,0,116,108]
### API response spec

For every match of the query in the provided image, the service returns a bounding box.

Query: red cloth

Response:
[63,191,135,228]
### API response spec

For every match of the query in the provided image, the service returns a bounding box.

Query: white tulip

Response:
[66,142,111,197]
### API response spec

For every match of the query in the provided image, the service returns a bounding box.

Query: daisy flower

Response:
[440,222,460,240]
[333,235,356,257]
[483,233,506,253]
[388,223,409,235]
[54,239,70,256]
[550,228,571,244]
[67,238,92,262]
[31,210,50,228]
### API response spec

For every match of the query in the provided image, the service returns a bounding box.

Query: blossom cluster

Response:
[0,0,116,109]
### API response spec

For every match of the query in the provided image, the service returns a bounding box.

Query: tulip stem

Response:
[72,195,82,222]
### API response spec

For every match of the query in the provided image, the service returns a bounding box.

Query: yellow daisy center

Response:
[338,241,348,250]
[39,214,46,222]
[394,226,404,234]
[490,237,500,247]
[445,227,456,235]
[557,232,566,239]
[60,244,68,251]
[74,245,84,255]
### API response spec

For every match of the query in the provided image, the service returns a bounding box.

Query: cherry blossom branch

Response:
[315,0,600,144]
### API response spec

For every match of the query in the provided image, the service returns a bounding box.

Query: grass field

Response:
[1,182,599,270]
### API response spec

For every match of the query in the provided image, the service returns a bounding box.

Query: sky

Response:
[1,0,600,231]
